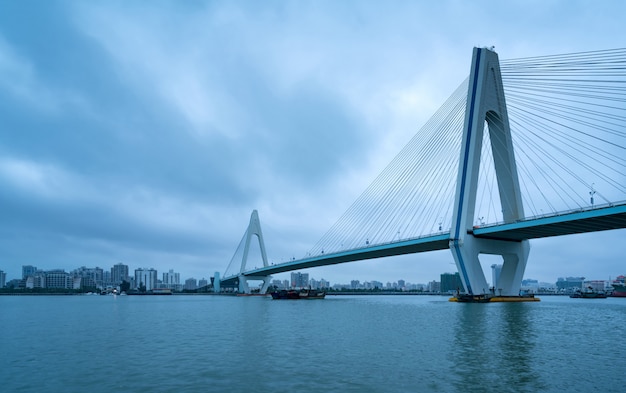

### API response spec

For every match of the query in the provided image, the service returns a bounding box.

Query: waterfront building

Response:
[45,270,72,289]
[111,263,129,284]
[556,277,585,292]
[522,278,539,287]
[427,280,441,293]
[398,279,406,289]
[441,272,463,293]
[25,271,46,289]
[163,269,181,290]
[198,278,208,288]
[5,279,22,289]
[491,264,502,290]
[350,280,360,290]
[0,269,6,288]
[22,265,37,279]
[72,266,105,289]
[271,279,285,289]
[184,278,197,291]
[291,272,309,288]
[521,278,540,293]
[135,268,158,291]
[585,280,605,291]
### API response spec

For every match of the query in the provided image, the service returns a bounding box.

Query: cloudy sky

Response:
[1,0,625,286]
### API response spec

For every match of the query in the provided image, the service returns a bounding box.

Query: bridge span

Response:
[220,47,626,296]
[222,203,626,284]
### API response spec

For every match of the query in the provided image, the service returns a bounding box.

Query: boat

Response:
[449,287,540,303]
[610,276,626,297]
[299,289,326,299]
[270,289,326,300]
[450,293,492,303]
[449,293,539,303]
[611,283,626,297]
[569,286,607,299]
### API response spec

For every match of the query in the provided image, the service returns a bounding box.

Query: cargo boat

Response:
[449,293,540,302]
[610,275,626,297]
[570,286,607,299]
[611,283,626,297]
[270,289,326,299]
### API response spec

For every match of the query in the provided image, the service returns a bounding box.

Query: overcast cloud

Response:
[1,0,625,286]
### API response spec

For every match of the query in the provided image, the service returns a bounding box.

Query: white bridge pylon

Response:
[237,209,272,294]
[450,47,528,296]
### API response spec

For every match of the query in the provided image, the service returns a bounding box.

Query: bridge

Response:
[218,47,626,296]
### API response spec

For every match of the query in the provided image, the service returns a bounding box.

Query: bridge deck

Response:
[222,204,626,281]
[474,204,626,241]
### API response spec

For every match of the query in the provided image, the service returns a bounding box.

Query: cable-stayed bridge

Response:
[219,47,626,296]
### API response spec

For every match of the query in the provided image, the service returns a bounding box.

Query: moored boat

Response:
[610,276,626,297]
[270,289,326,299]
[449,293,539,302]
[570,286,607,299]
[611,283,626,297]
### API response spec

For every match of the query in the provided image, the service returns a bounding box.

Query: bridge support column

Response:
[450,47,529,296]
[238,275,272,294]
[451,236,529,296]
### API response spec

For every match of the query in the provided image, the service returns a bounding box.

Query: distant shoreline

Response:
[0,291,571,297]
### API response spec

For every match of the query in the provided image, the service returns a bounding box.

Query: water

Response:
[1,294,624,392]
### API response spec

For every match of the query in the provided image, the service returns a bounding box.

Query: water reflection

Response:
[450,303,545,393]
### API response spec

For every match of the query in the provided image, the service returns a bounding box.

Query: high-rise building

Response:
[291,272,309,288]
[184,278,197,290]
[135,268,158,291]
[491,264,502,290]
[163,269,180,289]
[556,277,585,291]
[72,266,105,289]
[111,263,129,285]
[22,265,37,279]
[440,272,463,293]
[45,270,72,289]
[0,270,6,288]
[198,278,208,288]
[428,280,441,293]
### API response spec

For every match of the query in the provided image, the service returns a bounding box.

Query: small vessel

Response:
[570,286,607,299]
[270,289,326,300]
[611,283,626,297]
[610,276,626,297]
[449,289,539,303]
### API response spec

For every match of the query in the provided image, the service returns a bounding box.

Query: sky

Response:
[1,0,625,287]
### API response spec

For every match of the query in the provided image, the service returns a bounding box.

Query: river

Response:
[0,294,623,392]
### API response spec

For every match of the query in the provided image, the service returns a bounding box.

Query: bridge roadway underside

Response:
[221,204,626,283]
[474,204,626,241]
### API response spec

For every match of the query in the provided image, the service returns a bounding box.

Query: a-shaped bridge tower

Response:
[221,210,272,294]
[450,47,528,296]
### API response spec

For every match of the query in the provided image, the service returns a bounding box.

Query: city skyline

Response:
[0,260,617,291]
[1,2,625,286]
